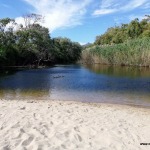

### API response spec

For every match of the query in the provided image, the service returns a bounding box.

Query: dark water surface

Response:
[0,65,150,107]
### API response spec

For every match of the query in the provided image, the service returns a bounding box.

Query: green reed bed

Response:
[82,38,150,67]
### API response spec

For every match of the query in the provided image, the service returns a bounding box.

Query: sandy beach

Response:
[0,100,150,150]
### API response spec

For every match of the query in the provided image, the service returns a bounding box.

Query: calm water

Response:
[0,65,150,107]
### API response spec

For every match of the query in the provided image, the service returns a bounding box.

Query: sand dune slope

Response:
[0,100,150,150]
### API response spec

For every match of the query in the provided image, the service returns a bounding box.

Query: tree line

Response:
[95,15,150,45]
[0,14,82,68]
[82,15,150,67]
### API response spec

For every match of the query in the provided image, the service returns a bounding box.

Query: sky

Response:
[0,0,150,44]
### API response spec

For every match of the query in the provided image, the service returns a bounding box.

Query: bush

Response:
[82,38,150,67]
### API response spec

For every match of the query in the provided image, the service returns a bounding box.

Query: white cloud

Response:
[79,42,87,45]
[99,0,115,8]
[93,0,150,16]
[15,17,25,27]
[122,0,148,11]
[17,0,92,32]
[93,9,117,15]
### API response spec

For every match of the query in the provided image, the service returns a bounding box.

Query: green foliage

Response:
[52,37,82,63]
[82,38,150,67]
[15,24,52,66]
[95,16,150,45]
[0,15,82,67]
[84,15,150,67]
[0,18,17,66]
[127,18,142,38]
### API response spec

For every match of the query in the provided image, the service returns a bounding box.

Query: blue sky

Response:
[0,0,150,44]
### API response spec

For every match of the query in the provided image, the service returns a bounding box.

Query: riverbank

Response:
[82,38,150,67]
[0,100,150,150]
[0,65,54,70]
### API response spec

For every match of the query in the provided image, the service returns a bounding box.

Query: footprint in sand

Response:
[11,122,20,128]
[74,126,80,132]
[22,136,34,146]
[37,145,43,150]
[14,140,22,147]
[3,145,11,150]
[74,134,82,142]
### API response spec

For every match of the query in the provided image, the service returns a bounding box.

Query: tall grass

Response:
[81,38,150,67]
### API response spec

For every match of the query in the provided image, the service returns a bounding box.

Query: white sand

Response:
[0,100,150,150]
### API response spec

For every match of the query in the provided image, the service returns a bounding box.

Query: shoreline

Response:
[1,63,150,69]
[81,62,150,68]
[0,99,150,150]
[2,98,150,109]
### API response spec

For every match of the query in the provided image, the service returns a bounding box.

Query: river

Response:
[0,64,150,107]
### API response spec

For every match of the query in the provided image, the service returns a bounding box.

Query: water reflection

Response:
[0,65,150,107]
[0,69,18,77]
[0,89,50,100]
[85,64,150,78]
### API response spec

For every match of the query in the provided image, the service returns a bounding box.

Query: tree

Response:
[140,16,150,38]
[23,13,44,29]
[0,18,18,66]
[16,23,52,66]
[52,37,82,63]
[127,18,142,38]
[94,16,150,45]
[0,15,82,67]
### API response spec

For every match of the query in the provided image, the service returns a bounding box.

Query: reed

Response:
[81,38,150,67]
